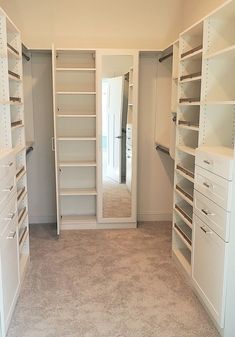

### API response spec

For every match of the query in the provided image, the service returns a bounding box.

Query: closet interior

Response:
[1,1,235,337]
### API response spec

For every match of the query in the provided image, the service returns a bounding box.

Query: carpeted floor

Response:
[7,222,220,337]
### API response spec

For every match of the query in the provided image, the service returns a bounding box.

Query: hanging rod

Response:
[22,43,30,61]
[155,144,170,155]
[159,44,173,63]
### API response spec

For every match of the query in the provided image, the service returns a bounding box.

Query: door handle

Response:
[2,162,13,168]
[203,182,210,188]
[7,231,16,239]
[4,212,16,221]
[201,209,214,216]
[200,226,212,235]
[3,185,14,192]
[115,136,122,139]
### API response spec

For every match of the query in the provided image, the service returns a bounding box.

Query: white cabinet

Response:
[0,215,19,336]
[192,215,227,328]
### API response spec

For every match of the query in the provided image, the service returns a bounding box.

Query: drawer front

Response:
[195,166,232,211]
[0,175,16,215]
[192,216,226,328]
[0,153,15,181]
[194,190,230,242]
[196,149,233,180]
[0,193,17,237]
[0,217,20,335]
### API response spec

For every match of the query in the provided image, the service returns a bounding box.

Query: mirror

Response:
[99,53,137,221]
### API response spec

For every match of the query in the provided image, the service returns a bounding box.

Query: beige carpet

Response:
[7,222,219,337]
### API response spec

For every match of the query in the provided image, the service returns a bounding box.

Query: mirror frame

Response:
[96,49,139,226]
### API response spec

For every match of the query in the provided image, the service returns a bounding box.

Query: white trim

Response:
[61,222,137,230]
[137,212,172,222]
[29,215,56,224]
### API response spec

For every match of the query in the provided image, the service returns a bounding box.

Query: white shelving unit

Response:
[173,20,203,274]
[0,7,29,337]
[52,48,97,233]
[172,1,235,336]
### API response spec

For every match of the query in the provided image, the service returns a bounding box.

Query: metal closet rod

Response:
[155,144,170,155]
[22,43,30,61]
[159,44,173,63]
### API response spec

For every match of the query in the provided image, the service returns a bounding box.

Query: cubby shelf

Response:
[204,45,235,60]
[7,46,21,59]
[59,188,97,196]
[177,145,196,156]
[176,164,195,183]
[61,215,97,225]
[57,114,96,118]
[16,168,26,182]
[174,206,193,229]
[56,91,96,95]
[180,76,201,84]
[59,161,96,167]
[178,124,199,131]
[56,68,96,71]
[173,225,192,250]
[172,247,191,274]
[57,137,96,141]
[175,185,194,206]
[180,48,203,61]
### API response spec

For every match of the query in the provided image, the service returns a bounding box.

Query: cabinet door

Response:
[0,217,20,336]
[192,216,227,328]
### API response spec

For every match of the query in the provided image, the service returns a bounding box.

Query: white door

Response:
[105,76,124,183]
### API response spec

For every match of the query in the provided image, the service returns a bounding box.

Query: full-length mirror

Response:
[98,51,138,222]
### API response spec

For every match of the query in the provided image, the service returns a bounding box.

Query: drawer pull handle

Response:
[203,182,210,188]
[4,212,16,221]
[200,226,212,235]
[2,162,13,168]
[3,185,14,192]
[203,160,211,165]
[7,231,16,239]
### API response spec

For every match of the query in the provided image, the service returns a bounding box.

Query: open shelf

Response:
[57,114,96,118]
[59,166,96,190]
[56,71,95,92]
[58,140,96,162]
[61,215,97,225]
[173,246,191,275]
[18,207,27,229]
[56,68,96,72]
[174,223,192,249]
[176,163,195,182]
[175,177,194,205]
[59,160,96,167]
[56,50,96,69]
[17,187,27,203]
[177,146,196,156]
[58,137,96,141]
[57,116,96,138]
[59,188,97,196]
[174,197,193,226]
[181,46,203,61]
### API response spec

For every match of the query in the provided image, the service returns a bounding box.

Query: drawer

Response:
[192,215,227,328]
[194,190,230,242]
[0,153,15,181]
[0,193,17,237]
[0,175,16,214]
[195,166,232,211]
[196,147,233,180]
[0,216,20,336]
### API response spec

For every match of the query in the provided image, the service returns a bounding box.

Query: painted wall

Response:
[0,0,183,49]
[138,54,174,221]
[182,0,227,29]
[26,52,57,224]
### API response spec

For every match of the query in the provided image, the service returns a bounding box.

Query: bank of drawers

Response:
[194,148,233,242]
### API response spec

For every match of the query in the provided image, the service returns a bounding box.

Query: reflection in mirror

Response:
[101,55,133,218]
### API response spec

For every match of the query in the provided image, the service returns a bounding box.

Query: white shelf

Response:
[59,160,96,167]
[179,101,201,106]
[16,168,26,182]
[178,124,199,131]
[180,76,202,84]
[173,247,191,275]
[174,206,193,229]
[56,67,96,71]
[177,145,196,156]
[180,48,203,62]
[59,188,97,196]
[57,114,96,118]
[173,225,192,251]
[204,101,235,105]
[204,45,235,60]
[7,46,20,59]
[57,137,96,141]
[56,91,96,95]
[196,146,234,159]
[11,123,24,130]
[14,144,26,155]
[17,189,27,205]
[175,187,194,207]
[8,74,22,82]
[175,165,194,183]
[18,208,28,229]
[61,215,97,225]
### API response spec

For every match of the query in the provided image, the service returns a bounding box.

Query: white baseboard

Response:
[137,212,172,222]
[61,222,137,230]
[29,215,56,224]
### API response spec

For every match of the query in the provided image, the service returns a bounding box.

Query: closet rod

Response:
[159,52,173,63]
[155,144,170,155]
[22,43,30,61]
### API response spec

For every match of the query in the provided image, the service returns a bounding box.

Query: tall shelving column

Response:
[172,22,203,275]
[0,8,29,278]
[52,49,97,232]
